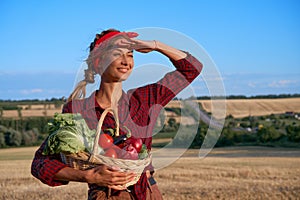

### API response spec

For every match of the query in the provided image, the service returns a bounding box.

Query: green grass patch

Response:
[0,146,37,160]
[152,131,177,139]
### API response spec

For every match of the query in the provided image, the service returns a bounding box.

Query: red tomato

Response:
[99,134,113,149]
[104,148,118,158]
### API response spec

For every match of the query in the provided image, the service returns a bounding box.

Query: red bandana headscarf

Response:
[93,31,138,70]
[95,31,138,46]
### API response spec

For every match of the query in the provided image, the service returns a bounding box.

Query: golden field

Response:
[0,146,299,200]
[168,98,300,118]
[2,98,300,119]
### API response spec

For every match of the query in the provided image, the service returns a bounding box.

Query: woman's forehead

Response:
[103,36,132,54]
[111,48,133,54]
[112,35,128,44]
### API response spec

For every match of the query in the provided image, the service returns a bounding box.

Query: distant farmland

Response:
[1,98,300,119]
[168,98,300,118]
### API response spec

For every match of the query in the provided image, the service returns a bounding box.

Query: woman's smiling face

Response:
[99,38,134,83]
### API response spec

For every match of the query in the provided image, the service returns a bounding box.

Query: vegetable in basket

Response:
[43,112,149,162]
[100,126,148,160]
[42,113,98,155]
[98,133,114,149]
[125,137,143,153]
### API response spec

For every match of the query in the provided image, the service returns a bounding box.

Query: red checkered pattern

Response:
[31,53,203,199]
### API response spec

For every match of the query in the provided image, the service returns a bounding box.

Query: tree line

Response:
[1,93,299,107]
[0,106,299,148]
[0,117,51,148]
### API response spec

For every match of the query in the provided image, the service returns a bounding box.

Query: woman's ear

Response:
[92,58,101,74]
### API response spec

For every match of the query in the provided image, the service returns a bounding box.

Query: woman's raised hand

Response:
[116,36,186,60]
[116,38,157,53]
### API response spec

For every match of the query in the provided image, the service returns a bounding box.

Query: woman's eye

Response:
[113,53,121,57]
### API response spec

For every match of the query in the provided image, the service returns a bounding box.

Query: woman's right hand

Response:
[116,38,157,53]
[54,164,136,190]
[116,37,186,61]
[84,165,136,190]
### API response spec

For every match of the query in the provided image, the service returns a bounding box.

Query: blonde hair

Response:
[67,29,120,102]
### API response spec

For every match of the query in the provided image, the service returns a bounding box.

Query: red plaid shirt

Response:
[31,53,203,199]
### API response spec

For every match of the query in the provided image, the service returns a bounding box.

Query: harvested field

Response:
[167,98,300,118]
[2,98,300,119]
[2,108,61,118]
[0,146,299,200]
[2,110,19,118]
[21,109,61,117]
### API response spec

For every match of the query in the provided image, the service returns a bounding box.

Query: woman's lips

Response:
[117,68,129,73]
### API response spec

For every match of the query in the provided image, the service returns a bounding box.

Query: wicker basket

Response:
[60,108,151,187]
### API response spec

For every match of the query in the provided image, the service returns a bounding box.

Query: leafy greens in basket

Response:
[43,113,97,155]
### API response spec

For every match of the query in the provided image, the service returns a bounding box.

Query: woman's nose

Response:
[121,55,128,66]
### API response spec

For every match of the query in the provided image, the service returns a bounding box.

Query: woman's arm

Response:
[123,38,186,61]
[31,141,69,186]
[127,38,203,106]
[153,40,187,61]
[53,164,136,190]
[31,143,135,190]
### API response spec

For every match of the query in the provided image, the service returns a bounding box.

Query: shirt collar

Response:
[84,91,99,111]
[120,90,130,106]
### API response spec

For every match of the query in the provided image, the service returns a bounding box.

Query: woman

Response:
[31,28,203,199]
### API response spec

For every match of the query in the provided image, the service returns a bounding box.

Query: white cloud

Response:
[20,89,43,95]
[248,82,256,88]
[268,80,297,88]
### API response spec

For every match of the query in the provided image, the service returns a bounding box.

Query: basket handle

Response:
[90,107,120,160]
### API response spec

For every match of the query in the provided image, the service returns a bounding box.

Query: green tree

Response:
[0,125,8,147]
[190,123,207,148]
[0,125,8,133]
[22,128,39,146]
[217,128,235,146]
[257,126,282,143]
[239,122,249,128]
[286,125,300,142]
[5,128,22,146]
[171,125,198,147]
[0,107,3,117]
[168,118,177,128]
[0,132,5,147]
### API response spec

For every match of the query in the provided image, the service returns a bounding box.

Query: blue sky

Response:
[0,0,299,100]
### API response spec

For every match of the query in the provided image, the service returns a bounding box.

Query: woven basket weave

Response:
[60,108,151,187]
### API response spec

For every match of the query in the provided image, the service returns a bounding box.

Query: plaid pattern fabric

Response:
[31,53,203,199]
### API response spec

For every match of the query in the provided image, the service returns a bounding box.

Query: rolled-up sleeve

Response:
[31,140,68,186]
[136,53,203,107]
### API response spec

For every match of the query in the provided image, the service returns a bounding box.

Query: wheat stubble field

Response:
[0,146,299,200]
[3,98,300,119]
[168,98,300,118]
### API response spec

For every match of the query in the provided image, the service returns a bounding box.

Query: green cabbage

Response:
[42,113,97,155]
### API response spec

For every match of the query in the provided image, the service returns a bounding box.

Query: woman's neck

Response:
[96,81,122,109]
